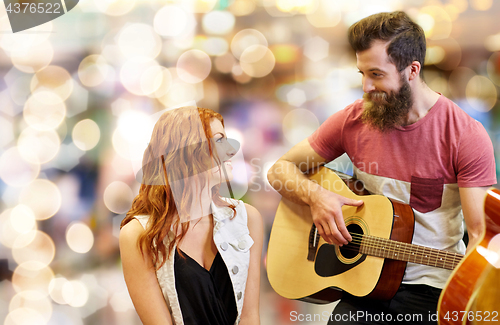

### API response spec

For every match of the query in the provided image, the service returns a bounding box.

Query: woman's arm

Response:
[119,219,173,325]
[239,203,264,325]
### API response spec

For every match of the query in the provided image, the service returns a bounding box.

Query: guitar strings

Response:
[336,244,459,269]
[332,232,462,268]
[337,243,460,267]
[347,235,461,267]
[349,233,462,261]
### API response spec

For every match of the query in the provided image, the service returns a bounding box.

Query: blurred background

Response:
[0,0,499,324]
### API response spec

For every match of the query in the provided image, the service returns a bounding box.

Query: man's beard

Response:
[361,77,413,132]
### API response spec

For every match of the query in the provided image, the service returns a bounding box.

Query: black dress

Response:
[174,249,238,325]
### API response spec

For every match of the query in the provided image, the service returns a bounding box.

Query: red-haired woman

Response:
[119,107,263,325]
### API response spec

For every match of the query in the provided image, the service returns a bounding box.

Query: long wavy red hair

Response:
[121,107,235,269]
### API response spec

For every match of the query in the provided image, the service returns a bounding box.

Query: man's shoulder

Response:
[435,95,473,121]
[329,99,365,122]
[345,98,365,113]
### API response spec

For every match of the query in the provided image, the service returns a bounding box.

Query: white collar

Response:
[211,198,236,222]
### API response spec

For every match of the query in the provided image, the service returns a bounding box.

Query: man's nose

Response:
[362,77,375,93]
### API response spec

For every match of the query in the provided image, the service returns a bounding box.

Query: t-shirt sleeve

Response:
[456,120,497,187]
[308,106,351,162]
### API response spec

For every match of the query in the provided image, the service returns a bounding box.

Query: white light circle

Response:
[176,50,212,84]
[202,11,235,35]
[66,222,94,254]
[154,5,191,37]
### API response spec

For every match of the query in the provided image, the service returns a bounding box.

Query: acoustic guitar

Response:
[438,188,500,325]
[267,167,464,303]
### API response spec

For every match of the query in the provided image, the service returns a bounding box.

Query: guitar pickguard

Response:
[315,244,367,276]
[314,223,367,277]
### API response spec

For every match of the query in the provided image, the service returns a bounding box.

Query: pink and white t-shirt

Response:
[308,95,496,288]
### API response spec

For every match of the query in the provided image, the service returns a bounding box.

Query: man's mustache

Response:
[364,91,388,103]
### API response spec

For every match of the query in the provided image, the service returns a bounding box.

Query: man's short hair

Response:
[348,11,426,76]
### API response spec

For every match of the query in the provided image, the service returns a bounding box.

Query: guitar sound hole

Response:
[339,224,363,259]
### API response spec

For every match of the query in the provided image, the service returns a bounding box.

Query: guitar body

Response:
[267,167,415,303]
[438,188,500,325]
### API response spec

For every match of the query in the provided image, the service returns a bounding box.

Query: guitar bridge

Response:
[307,224,320,261]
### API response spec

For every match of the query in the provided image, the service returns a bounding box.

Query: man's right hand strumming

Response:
[267,138,363,247]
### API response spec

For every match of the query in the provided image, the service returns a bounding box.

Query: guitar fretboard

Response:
[358,234,463,270]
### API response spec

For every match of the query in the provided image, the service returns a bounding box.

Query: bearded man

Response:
[267,11,496,325]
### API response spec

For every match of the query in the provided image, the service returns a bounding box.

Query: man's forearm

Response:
[267,160,321,206]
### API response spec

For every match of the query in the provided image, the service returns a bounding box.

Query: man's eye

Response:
[373,73,382,77]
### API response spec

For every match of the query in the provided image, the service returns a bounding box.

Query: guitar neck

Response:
[358,235,463,270]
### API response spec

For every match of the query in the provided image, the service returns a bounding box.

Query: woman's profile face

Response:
[208,118,236,186]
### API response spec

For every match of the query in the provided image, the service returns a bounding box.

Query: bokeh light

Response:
[282,108,320,145]
[470,0,493,11]
[418,6,452,40]
[177,49,212,84]
[12,262,55,294]
[231,29,268,60]
[154,5,193,38]
[425,46,446,65]
[271,44,299,64]
[11,40,54,74]
[0,208,37,249]
[66,222,94,254]
[240,45,276,78]
[78,55,111,88]
[116,109,151,147]
[151,68,173,99]
[9,291,52,323]
[23,92,66,131]
[49,277,70,305]
[31,65,74,103]
[0,147,40,187]
[4,307,47,325]
[232,64,252,83]
[485,33,500,52]
[120,57,161,96]
[62,280,89,307]
[117,23,162,59]
[306,0,342,28]
[9,204,37,235]
[303,36,329,62]
[229,0,256,16]
[0,116,14,148]
[112,128,133,160]
[203,37,229,56]
[140,65,165,96]
[72,119,101,151]
[94,0,136,16]
[12,230,56,268]
[190,0,218,13]
[19,179,62,221]
[487,52,500,86]
[17,128,60,164]
[202,11,236,35]
[103,181,135,214]
[465,75,497,112]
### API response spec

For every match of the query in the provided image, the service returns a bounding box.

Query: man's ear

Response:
[408,61,421,81]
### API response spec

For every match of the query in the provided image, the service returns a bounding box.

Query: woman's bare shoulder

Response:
[119,218,145,245]
[243,203,263,229]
